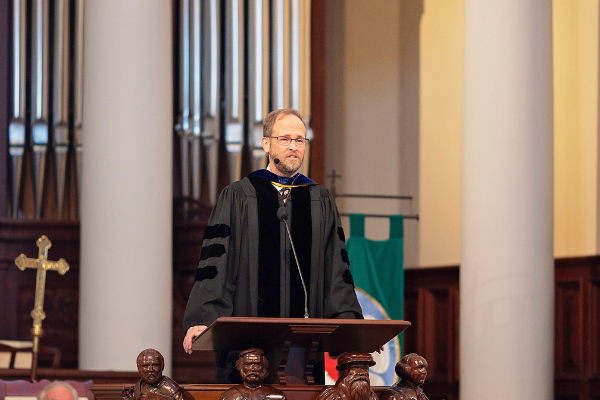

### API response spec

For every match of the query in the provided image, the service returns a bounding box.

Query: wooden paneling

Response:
[172,218,217,384]
[404,266,459,400]
[0,218,215,382]
[555,256,600,400]
[555,280,584,379]
[402,259,600,400]
[0,220,81,368]
[593,279,600,378]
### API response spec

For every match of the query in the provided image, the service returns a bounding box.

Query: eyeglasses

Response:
[268,136,309,147]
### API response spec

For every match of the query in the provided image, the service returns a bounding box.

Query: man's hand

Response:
[183,325,207,354]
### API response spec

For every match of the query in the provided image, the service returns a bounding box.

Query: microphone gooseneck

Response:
[277,206,309,318]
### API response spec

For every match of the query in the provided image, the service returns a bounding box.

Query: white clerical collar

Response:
[267,164,284,193]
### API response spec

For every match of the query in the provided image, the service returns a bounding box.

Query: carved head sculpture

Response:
[335,352,375,400]
[235,348,270,386]
[395,353,428,386]
[137,349,165,386]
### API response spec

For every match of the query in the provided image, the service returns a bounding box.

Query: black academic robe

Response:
[182,174,363,383]
[183,175,363,329]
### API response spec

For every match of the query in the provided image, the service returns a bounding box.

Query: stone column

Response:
[461,1,553,398]
[79,0,173,373]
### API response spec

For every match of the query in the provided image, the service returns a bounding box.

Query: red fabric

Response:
[324,352,339,381]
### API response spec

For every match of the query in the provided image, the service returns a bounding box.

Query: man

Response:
[315,352,378,400]
[132,349,192,400]
[38,381,78,400]
[220,349,286,400]
[182,108,363,383]
[380,354,429,400]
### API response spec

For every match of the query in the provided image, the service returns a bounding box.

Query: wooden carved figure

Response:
[316,352,378,400]
[380,353,429,400]
[220,348,286,400]
[123,349,193,400]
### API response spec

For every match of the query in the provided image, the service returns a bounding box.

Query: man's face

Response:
[409,358,427,385]
[138,354,164,385]
[239,354,267,385]
[261,114,307,177]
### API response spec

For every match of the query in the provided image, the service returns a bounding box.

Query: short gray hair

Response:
[38,381,78,400]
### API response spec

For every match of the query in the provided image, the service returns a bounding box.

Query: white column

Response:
[461,1,553,399]
[79,0,173,373]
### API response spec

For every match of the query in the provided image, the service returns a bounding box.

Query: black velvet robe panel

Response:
[249,176,313,319]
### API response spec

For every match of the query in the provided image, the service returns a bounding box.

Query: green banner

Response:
[345,214,404,386]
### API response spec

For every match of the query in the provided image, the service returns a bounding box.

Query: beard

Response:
[341,374,371,400]
[349,380,371,400]
[272,151,304,175]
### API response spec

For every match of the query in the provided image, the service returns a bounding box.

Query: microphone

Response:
[277,206,309,318]
[274,158,281,164]
[277,206,289,221]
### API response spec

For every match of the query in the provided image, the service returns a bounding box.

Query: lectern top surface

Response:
[192,317,411,353]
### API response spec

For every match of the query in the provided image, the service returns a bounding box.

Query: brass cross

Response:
[14,235,69,379]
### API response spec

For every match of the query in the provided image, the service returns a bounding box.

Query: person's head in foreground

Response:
[38,381,78,400]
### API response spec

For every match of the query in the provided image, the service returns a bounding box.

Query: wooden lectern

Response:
[192,317,410,385]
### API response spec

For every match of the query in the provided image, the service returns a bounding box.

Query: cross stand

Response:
[14,235,70,381]
[327,169,342,197]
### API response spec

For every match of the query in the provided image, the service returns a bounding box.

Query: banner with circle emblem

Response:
[325,214,404,386]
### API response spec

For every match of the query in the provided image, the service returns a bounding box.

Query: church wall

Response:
[420,0,600,263]
[553,0,600,257]
[325,0,464,268]
[327,0,600,267]
[418,0,464,267]
[324,1,412,259]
